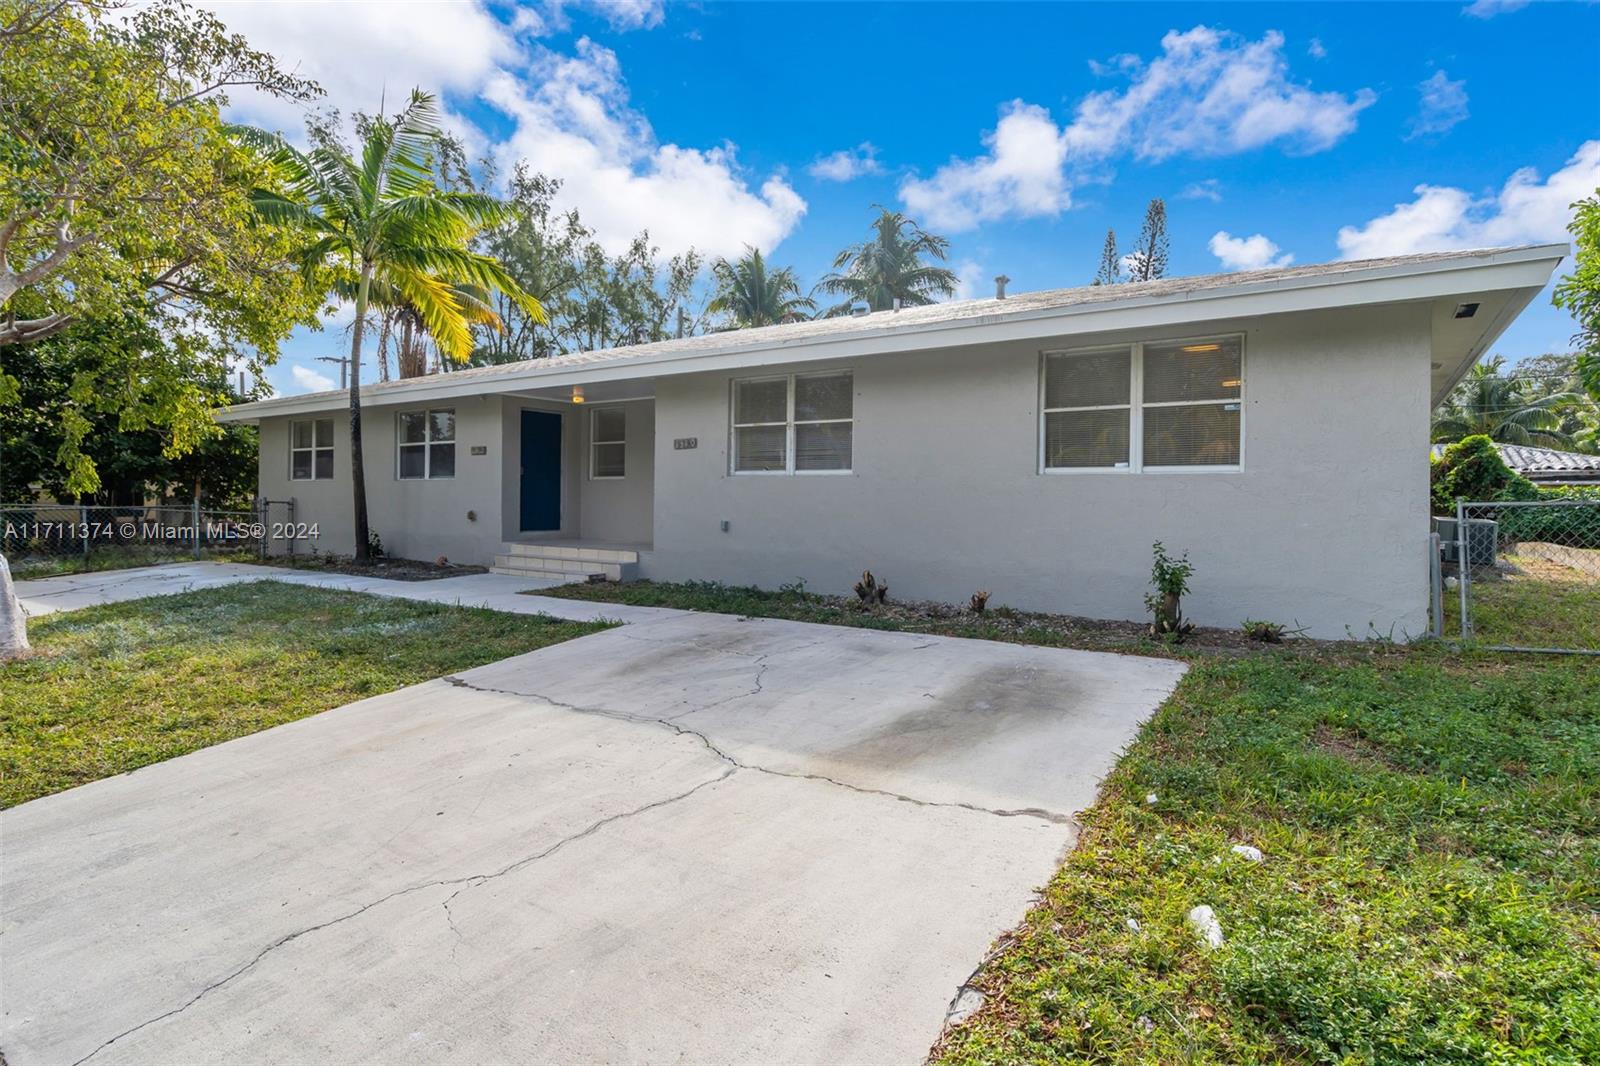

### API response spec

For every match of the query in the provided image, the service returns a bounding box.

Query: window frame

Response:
[289,418,335,481]
[729,370,854,476]
[1038,333,1245,475]
[589,405,627,481]
[395,407,457,481]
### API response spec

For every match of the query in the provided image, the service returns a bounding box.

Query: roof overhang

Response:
[217,243,1567,423]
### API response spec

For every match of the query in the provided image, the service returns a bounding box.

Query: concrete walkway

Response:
[3,564,1186,1065]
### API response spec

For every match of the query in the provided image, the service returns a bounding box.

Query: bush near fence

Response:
[1496,499,1600,549]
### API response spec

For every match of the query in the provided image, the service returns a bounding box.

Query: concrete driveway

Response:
[2,583,1185,1065]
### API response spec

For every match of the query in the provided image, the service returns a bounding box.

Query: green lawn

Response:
[0,581,609,807]
[1463,552,1600,651]
[541,578,1600,1063]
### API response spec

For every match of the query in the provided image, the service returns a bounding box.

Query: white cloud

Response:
[1407,70,1469,140]
[1065,27,1375,162]
[202,3,799,261]
[808,143,883,182]
[1208,231,1294,271]
[1181,178,1223,202]
[1336,140,1600,258]
[290,365,337,392]
[198,1,520,138]
[951,259,987,301]
[483,38,805,257]
[900,101,1071,230]
[1307,37,1327,58]
[1464,0,1530,17]
[900,27,1374,230]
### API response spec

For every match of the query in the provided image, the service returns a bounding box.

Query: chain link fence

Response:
[1442,499,1600,655]
[0,501,277,579]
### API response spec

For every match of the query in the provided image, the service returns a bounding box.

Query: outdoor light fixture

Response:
[571,386,585,404]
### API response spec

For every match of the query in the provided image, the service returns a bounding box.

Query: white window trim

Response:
[730,371,854,476]
[589,406,626,481]
[1039,333,1245,475]
[289,418,334,481]
[396,407,457,480]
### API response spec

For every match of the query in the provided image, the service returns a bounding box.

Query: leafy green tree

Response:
[1430,434,1539,513]
[1431,356,1580,448]
[1093,229,1122,285]
[0,0,323,493]
[250,90,544,561]
[1553,193,1600,404]
[820,208,956,315]
[1511,352,1599,452]
[1125,198,1169,282]
[1,312,261,507]
[708,248,814,328]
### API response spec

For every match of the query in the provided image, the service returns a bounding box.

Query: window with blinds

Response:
[290,418,334,480]
[731,371,853,474]
[1041,336,1242,472]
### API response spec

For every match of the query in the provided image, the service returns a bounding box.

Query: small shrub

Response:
[1242,618,1295,643]
[1144,541,1195,640]
[777,577,808,598]
[366,530,386,559]
[969,590,991,614]
[1429,435,1538,514]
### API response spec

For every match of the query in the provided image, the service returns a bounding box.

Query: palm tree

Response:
[708,247,815,328]
[820,208,957,315]
[251,90,543,561]
[1432,357,1580,448]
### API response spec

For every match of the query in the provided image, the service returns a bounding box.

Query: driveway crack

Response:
[67,771,732,1066]
[441,675,1076,825]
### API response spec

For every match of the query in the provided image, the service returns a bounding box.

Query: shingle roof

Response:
[223,243,1565,418]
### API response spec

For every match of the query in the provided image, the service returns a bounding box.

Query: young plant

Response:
[1242,618,1285,643]
[1144,541,1195,639]
[969,590,991,614]
[853,569,889,607]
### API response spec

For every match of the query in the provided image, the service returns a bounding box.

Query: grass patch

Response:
[8,546,260,579]
[538,578,1600,1061]
[1465,553,1600,650]
[0,581,608,807]
[933,648,1600,1064]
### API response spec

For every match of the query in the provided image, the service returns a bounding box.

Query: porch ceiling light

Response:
[571,386,585,404]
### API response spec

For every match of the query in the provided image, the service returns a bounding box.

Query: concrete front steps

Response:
[490,542,640,583]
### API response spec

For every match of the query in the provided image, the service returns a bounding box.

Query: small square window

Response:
[396,409,456,479]
[290,418,334,480]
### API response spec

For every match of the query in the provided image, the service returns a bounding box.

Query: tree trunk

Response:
[376,312,392,383]
[350,263,373,563]
[1,553,30,662]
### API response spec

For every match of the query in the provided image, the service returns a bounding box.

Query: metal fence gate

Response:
[1450,498,1600,655]
[0,501,273,578]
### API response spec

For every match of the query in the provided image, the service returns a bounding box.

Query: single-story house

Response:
[217,243,1566,639]
[1431,441,1600,486]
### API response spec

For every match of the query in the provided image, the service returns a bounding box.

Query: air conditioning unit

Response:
[1434,516,1498,566]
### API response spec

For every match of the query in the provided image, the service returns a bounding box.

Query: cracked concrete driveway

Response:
[2,606,1185,1065]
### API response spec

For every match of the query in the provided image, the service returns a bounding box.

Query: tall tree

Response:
[250,90,544,561]
[708,248,814,328]
[0,0,320,345]
[1125,199,1169,282]
[1093,229,1121,285]
[1431,356,1580,448]
[0,0,322,493]
[819,208,956,315]
[1554,193,1600,404]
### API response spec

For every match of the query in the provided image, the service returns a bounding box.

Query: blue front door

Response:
[520,410,562,531]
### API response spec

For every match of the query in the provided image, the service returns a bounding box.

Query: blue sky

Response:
[203,0,1600,397]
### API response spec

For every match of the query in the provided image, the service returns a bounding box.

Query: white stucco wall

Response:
[646,304,1433,639]
[577,401,655,546]
[258,394,656,560]
[258,395,510,563]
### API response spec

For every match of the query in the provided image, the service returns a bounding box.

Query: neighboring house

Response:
[1431,441,1600,486]
[217,244,1566,639]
